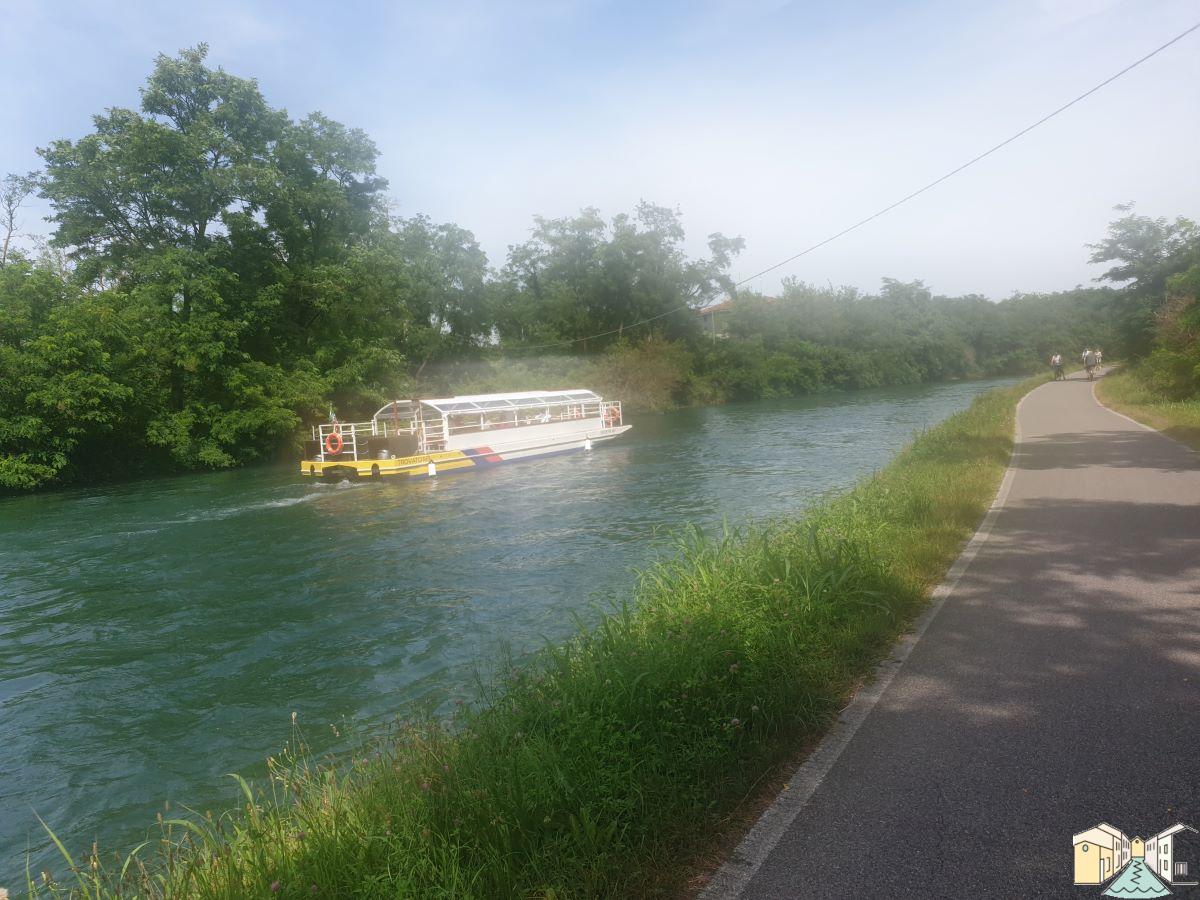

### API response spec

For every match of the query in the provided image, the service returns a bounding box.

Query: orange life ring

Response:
[324,431,344,455]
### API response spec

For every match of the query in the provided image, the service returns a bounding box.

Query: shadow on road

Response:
[746,511,1200,896]
[1017,430,1200,474]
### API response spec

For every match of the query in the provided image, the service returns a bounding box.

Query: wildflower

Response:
[730,718,741,727]
[296,830,307,841]
[291,711,297,725]
[442,764,450,772]
[751,705,760,713]
[270,882,281,893]
[420,782,431,792]
[729,663,739,673]
[311,886,319,895]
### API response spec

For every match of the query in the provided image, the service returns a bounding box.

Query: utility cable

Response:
[502,18,1200,354]
[732,17,1200,287]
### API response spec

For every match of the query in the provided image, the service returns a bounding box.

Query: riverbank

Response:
[415,338,1041,417]
[1095,368,1200,451]
[23,375,1045,899]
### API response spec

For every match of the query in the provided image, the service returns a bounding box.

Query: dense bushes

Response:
[1138,349,1200,400]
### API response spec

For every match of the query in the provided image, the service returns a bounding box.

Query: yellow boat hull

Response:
[300,450,475,479]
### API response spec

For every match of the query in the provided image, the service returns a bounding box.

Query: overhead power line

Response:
[732,17,1200,288]
[506,18,1200,354]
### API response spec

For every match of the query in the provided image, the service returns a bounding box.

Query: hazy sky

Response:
[2,0,1198,298]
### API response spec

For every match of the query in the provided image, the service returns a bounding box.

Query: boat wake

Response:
[160,492,327,525]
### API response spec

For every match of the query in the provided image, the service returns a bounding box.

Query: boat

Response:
[300,389,631,480]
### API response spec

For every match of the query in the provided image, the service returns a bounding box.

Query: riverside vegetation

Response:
[23,374,1043,898]
[0,45,1138,493]
[1097,370,1200,450]
[1091,208,1200,446]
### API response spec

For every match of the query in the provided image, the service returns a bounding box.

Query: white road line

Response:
[699,386,1036,900]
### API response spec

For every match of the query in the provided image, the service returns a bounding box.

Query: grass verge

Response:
[1096,368,1200,451]
[23,376,1044,900]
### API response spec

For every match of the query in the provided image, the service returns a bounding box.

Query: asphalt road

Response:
[711,373,1200,899]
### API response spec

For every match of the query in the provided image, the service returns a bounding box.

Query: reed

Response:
[22,376,1043,899]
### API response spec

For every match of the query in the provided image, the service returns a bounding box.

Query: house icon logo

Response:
[1074,823,1200,896]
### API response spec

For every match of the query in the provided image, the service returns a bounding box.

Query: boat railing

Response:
[311,419,416,461]
[600,400,622,427]
[441,400,607,438]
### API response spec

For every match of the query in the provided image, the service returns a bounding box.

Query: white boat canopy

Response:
[371,400,418,421]
[403,389,602,416]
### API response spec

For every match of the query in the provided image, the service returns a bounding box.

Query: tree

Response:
[28,45,395,478]
[495,203,743,348]
[40,44,285,285]
[1088,204,1200,356]
[265,113,388,267]
[1088,204,1199,294]
[1,172,37,266]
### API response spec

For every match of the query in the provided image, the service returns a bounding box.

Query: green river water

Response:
[0,377,1017,879]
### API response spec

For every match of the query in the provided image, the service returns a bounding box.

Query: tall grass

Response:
[1096,367,1200,451]
[22,377,1041,899]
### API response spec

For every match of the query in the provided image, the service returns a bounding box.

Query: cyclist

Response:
[1083,348,1098,380]
[1050,353,1065,381]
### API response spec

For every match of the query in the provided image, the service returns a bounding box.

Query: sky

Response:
[1,0,1198,299]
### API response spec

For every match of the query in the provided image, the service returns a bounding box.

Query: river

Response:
[0,377,1017,879]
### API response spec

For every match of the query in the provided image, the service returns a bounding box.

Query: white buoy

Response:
[584,438,593,451]
[427,460,437,477]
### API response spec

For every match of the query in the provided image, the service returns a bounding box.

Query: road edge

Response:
[1091,377,1199,455]
[697,384,1037,900]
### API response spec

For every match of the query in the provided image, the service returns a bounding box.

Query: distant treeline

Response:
[0,45,1193,491]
